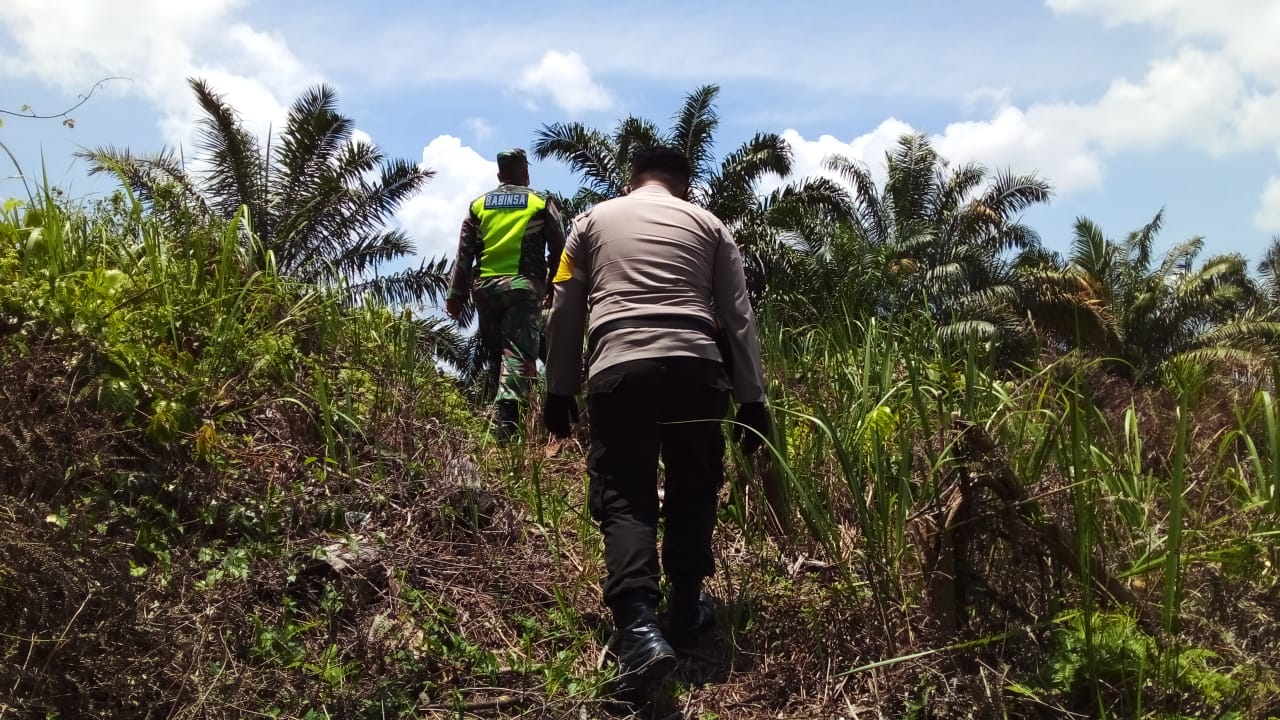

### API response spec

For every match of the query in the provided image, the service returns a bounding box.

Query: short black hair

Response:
[630,146,692,186]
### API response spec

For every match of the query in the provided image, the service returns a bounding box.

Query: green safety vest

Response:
[472,188,547,277]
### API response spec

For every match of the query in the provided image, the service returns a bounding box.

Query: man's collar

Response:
[629,183,675,197]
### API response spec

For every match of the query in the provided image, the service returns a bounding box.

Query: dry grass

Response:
[3,334,1280,719]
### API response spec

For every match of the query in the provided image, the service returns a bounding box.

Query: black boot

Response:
[494,400,520,443]
[666,580,715,644]
[606,599,677,703]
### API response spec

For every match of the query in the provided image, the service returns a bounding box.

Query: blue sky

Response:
[3,0,1279,274]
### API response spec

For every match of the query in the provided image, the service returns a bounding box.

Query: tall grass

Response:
[748,298,1279,715]
[3,182,469,481]
[7,180,1277,716]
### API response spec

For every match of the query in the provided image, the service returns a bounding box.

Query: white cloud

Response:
[465,117,495,141]
[0,0,318,148]
[779,111,1102,198]
[962,86,1013,114]
[1,1,487,274]
[1039,0,1280,221]
[516,50,614,115]
[764,119,913,196]
[778,113,1093,201]
[932,46,1245,192]
[396,135,497,261]
[933,107,1101,193]
[1256,177,1280,232]
[1046,0,1280,78]
[780,10,1280,205]
[224,24,317,95]
[0,0,231,91]
[350,129,373,147]
[1086,47,1243,153]
[160,71,293,152]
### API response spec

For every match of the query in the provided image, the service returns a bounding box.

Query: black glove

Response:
[543,393,579,439]
[734,402,771,455]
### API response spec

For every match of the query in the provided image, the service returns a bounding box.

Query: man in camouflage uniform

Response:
[446,149,565,441]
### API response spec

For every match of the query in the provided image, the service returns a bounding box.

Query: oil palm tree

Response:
[1255,235,1280,313]
[533,84,851,302]
[533,85,787,214]
[1022,211,1280,379]
[80,78,451,308]
[823,133,1053,358]
[732,176,864,318]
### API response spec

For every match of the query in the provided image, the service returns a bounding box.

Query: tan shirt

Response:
[545,184,766,403]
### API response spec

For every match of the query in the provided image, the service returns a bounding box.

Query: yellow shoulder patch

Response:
[553,252,576,283]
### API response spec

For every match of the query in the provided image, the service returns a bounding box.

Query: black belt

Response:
[587,314,720,353]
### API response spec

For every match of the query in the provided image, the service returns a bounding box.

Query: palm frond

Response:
[761,177,854,228]
[936,320,1002,346]
[668,84,720,182]
[701,132,794,222]
[346,254,454,307]
[1257,235,1280,308]
[977,170,1054,219]
[931,162,986,219]
[324,229,416,282]
[1124,207,1164,271]
[1258,235,1280,281]
[1167,346,1273,376]
[532,122,621,197]
[290,157,431,278]
[1156,235,1206,278]
[991,222,1043,254]
[549,188,606,221]
[408,314,472,371]
[1194,318,1280,348]
[885,133,940,227]
[1015,244,1064,270]
[274,85,349,229]
[189,78,268,226]
[1069,216,1112,279]
[824,154,888,244]
[615,116,663,181]
[455,332,499,403]
[78,146,211,219]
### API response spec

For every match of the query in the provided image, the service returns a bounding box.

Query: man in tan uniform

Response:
[542,147,770,700]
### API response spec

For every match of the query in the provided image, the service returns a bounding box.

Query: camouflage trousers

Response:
[472,277,542,406]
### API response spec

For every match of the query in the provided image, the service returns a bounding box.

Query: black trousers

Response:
[586,356,732,614]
